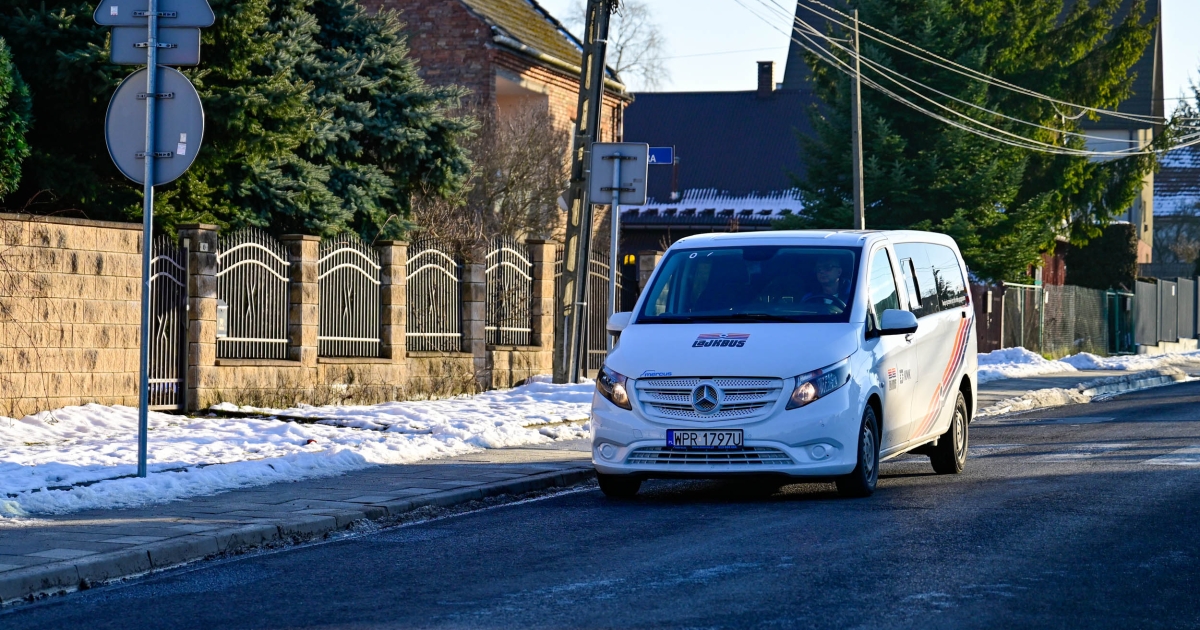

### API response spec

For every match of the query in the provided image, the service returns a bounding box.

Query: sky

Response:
[536,0,1200,108]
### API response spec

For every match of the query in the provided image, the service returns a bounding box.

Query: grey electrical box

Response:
[215,299,228,338]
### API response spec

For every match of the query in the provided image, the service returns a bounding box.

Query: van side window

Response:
[894,243,939,318]
[928,244,968,308]
[868,248,900,327]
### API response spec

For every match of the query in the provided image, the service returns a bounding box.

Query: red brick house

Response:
[366,0,629,139]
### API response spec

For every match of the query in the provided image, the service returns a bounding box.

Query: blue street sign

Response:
[648,146,674,165]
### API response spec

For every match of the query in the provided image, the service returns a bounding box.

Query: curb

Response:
[978,368,1188,418]
[0,467,595,605]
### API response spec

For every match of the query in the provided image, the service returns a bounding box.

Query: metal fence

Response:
[1107,291,1135,354]
[1135,281,1158,346]
[318,233,381,357]
[1043,284,1108,356]
[1178,278,1196,340]
[485,237,533,346]
[585,248,620,374]
[149,235,188,410]
[1002,283,1043,353]
[216,228,290,359]
[406,237,462,352]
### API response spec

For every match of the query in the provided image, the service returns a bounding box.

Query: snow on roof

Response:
[621,189,804,226]
[1156,144,1200,216]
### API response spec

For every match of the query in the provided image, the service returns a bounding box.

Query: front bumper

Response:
[590,383,862,479]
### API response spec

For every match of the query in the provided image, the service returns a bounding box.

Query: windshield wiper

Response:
[642,313,798,323]
[702,313,797,323]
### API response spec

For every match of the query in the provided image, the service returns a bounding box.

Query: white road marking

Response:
[1143,446,1200,466]
[1033,442,1135,462]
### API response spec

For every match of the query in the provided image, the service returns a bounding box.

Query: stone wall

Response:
[0,214,142,417]
[0,215,557,417]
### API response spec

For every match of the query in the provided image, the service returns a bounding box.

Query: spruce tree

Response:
[298,0,473,241]
[0,0,471,238]
[0,38,32,199]
[779,0,1162,282]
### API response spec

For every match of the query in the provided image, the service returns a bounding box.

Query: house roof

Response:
[1155,145,1200,215]
[621,89,818,202]
[459,0,616,81]
[621,189,801,230]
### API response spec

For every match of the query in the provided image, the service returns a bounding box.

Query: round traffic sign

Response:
[105,66,205,186]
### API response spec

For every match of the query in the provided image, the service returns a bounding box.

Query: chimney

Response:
[757,61,774,99]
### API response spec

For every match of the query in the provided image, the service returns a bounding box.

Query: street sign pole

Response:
[607,153,621,351]
[136,0,159,478]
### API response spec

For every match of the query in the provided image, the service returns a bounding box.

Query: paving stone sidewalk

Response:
[0,442,591,604]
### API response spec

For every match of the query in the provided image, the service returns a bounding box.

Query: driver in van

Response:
[802,254,851,306]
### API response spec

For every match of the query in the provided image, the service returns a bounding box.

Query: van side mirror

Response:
[607,312,632,336]
[879,309,918,335]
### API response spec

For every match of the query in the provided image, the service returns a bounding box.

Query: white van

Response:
[591,230,977,498]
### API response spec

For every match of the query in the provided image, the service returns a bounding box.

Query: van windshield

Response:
[638,246,861,323]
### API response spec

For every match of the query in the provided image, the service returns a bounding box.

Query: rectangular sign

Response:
[94,0,215,27]
[110,27,201,65]
[588,142,649,206]
[647,146,674,165]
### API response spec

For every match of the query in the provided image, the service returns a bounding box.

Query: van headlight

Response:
[597,366,632,410]
[786,358,851,409]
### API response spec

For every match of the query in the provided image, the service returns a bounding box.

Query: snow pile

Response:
[977,347,1200,384]
[0,378,594,516]
[977,347,1076,384]
[1060,351,1200,372]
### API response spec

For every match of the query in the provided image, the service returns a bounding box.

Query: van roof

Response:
[670,229,959,249]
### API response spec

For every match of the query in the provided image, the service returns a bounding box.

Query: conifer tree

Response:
[0,0,471,239]
[778,0,1162,281]
[0,38,32,199]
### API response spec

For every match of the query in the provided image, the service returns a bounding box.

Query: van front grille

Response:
[626,447,794,466]
[635,377,783,422]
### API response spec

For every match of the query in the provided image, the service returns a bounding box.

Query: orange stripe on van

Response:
[910,315,972,441]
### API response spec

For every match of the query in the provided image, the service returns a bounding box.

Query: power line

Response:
[737,0,1200,157]
[788,0,1167,125]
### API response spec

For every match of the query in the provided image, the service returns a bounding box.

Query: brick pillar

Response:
[527,239,556,349]
[638,250,664,290]
[377,240,407,361]
[462,245,488,390]
[281,235,319,367]
[178,223,218,410]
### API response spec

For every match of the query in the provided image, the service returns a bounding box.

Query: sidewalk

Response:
[0,442,591,605]
[3,364,1197,605]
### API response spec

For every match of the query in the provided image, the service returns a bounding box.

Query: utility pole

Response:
[850,9,865,230]
[554,0,616,383]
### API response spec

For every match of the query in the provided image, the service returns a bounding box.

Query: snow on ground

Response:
[0,377,593,517]
[978,347,1200,384]
[977,347,1076,384]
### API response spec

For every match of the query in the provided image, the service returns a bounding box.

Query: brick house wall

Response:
[366,0,625,140]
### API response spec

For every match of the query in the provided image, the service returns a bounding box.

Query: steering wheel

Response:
[801,293,847,311]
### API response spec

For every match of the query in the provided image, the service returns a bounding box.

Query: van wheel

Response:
[597,473,642,498]
[836,406,879,498]
[930,393,969,475]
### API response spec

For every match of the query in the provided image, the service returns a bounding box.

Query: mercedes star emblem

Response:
[691,384,720,413]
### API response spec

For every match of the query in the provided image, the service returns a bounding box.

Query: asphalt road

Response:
[7,382,1200,629]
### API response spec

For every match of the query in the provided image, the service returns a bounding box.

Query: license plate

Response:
[666,429,743,450]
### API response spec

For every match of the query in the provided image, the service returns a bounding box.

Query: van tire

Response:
[836,406,879,498]
[929,393,969,475]
[597,474,642,498]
